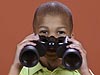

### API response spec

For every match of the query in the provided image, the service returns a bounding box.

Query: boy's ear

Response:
[70,33,74,38]
[33,28,37,34]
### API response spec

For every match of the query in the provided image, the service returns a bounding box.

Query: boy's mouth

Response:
[47,48,56,52]
[45,49,58,59]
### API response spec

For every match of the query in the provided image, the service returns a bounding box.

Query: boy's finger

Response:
[67,37,87,54]
[19,34,39,45]
[25,33,39,40]
[67,37,81,45]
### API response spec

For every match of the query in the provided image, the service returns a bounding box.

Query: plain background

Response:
[0,0,99,75]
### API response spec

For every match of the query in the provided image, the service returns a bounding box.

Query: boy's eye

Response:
[57,31,65,35]
[39,30,48,35]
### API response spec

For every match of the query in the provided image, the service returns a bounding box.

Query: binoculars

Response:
[19,35,82,70]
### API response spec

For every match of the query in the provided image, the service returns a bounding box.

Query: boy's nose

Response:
[48,33,57,38]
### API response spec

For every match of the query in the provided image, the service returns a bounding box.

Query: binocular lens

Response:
[62,48,82,70]
[19,45,39,67]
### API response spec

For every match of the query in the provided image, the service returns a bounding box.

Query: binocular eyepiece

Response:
[19,35,82,70]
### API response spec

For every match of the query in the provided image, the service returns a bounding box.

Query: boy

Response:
[9,1,94,75]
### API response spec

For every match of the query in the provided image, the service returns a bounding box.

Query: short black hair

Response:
[33,1,73,33]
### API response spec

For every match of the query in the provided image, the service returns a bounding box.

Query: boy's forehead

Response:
[43,15,62,23]
[34,15,72,35]
[41,15,69,25]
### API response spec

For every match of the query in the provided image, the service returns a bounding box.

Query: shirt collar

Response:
[28,62,79,75]
[28,62,43,74]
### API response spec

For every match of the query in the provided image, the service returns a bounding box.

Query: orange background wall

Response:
[0,0,99,75]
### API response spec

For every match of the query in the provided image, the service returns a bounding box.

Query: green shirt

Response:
[20,63,80,75]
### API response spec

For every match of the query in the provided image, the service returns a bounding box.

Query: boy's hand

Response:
[67,37,90,75]
[9,33,39,75]
[13,33,39,66]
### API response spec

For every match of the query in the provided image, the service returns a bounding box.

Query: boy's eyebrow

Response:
[57,27,67,29]
[39,26,67,30]
[39,26,48,29]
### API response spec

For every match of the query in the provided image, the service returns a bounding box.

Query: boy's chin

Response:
[45,52,58,60]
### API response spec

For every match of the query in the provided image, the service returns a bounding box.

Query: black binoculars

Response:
[19,35,82,70]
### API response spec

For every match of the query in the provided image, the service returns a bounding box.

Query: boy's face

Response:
[35,15,71,38]
[35,15,71,60]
